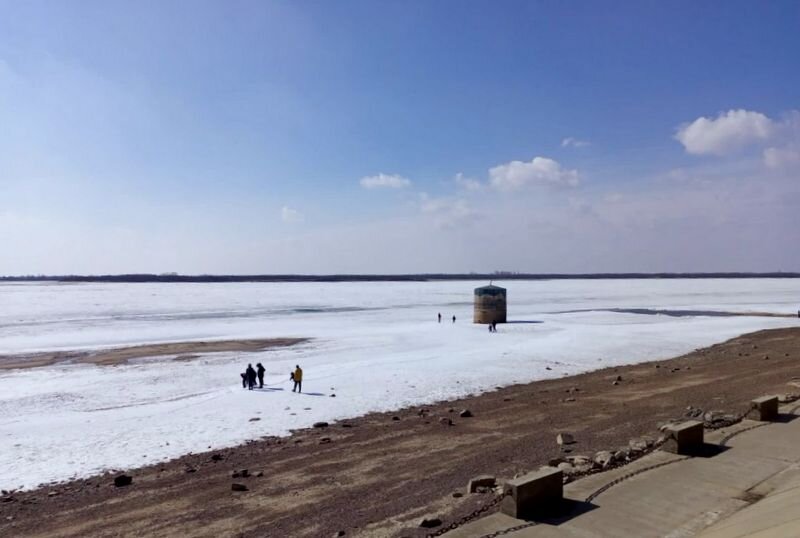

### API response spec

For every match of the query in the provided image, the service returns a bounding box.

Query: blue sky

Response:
[1,1,798,274]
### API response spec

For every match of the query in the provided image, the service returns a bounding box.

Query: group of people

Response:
[437,312,456,323]
[241,363,303,393]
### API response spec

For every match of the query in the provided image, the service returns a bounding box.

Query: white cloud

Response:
[359,173,411,189]
[489,156,579,191]
[675,109,774,155]
[280,206,304,223]
[561,137,590,148]
[454,172,482,191]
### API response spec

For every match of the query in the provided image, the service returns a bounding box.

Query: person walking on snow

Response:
[438,312,442,323]
[452,315,456,323]
[292,364,303,393]
[245,364,257,390]
[256,363,266,388]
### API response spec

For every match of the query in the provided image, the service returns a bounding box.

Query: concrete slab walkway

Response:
[444,403,800,537]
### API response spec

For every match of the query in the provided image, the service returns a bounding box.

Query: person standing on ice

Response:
[256,363,265,388]
[452,315,456,323]
[438,312,441,323]
[245,364,257,390]
[292,364,303,393]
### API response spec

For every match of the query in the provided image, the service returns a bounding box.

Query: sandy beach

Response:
[2,327,799,538]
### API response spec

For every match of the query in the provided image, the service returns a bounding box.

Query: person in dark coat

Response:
[240,372,247,388]
[245,364,257,390]
[256,363,266,388]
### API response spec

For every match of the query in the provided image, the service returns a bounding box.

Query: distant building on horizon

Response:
[473,283,507,324]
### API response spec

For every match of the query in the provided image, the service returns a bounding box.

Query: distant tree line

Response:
[1,272,799,283]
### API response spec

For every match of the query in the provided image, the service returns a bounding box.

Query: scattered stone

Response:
[341,423,353,428]
[419,516,442,528]
[545,366,552,370]
[557,462,574,473]
[113,474,133,488]
[231,483,248,492]
[313,422,329,428]
[319,437,332,444]
[594,451,614,467]
[614,448,630,461]
[392,416,400,421]
[329,394,336,397]
[334,531,346,537]
[569,455,591,465]
[249,417,260,422]
[763,355,770,360]
[232,469,249,478]
[48,491,59,497]
[439,417,453,426]
[548,457,566,466]
[563,397,576,402]
[452,491,464,498]
[557,433,576,445]
[685,406,704,419]
[614,375,623,382]
[628,438,654,452]
[211,454,224,462]
[459,409,473,418]
[503,397,512,401]
[467,475,496,493]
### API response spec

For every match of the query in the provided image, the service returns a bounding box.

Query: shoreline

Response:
[0,337,309,370]
[2,327,800,537]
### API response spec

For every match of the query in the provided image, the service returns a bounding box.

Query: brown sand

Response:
[2,327,800,538]
[0,338,309,370]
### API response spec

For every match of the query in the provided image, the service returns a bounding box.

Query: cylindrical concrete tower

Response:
[473,284,507,324]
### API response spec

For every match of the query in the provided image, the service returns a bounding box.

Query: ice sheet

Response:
[1,279,799,490]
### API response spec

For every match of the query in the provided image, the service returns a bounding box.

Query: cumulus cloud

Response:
[281,206,304,223]
[675,109,774,155]
[489,156,579,191]
[454,172,482,191]
[561,137,590,148]
[359,173,411,189]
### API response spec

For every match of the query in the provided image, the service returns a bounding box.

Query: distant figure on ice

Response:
[256,363,266,389]
[488,324,493,333]
[245,364,257,390]
[292,364,303,393]
[240,372,247,388]
[438,312,442,323]
[492,321,497,332]
[452,315,456,323]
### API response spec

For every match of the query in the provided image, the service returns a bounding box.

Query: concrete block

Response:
[662,420,704,455]
[500,467,562,519]
[746,395,779,421]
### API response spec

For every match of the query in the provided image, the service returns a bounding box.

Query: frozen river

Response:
[1,279,799,490]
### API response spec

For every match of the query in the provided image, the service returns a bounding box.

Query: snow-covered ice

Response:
[1,278,799,490]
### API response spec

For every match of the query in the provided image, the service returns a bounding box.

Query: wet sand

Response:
[0,338,309,370]
[2,328,800,537]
